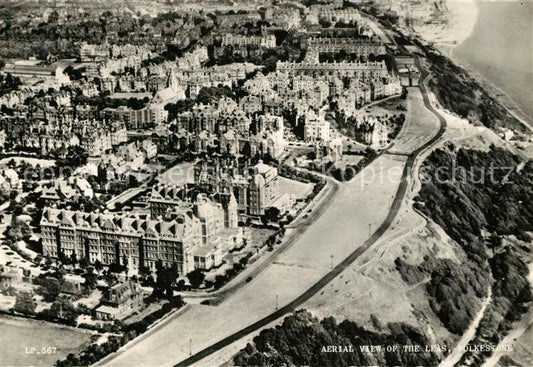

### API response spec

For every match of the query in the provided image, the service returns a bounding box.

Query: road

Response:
[100,58,446,367]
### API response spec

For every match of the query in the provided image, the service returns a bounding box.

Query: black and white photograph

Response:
[0,0,531,366]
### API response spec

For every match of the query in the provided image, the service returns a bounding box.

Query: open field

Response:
[362,96,407,117]
[278,176,313,200]
[157,161,196,186]
[0,316,94,367]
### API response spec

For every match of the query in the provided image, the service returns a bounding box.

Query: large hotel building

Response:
[40,187,243,273]
[40,209,200,274]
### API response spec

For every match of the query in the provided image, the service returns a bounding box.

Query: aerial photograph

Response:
[0,0,531,366]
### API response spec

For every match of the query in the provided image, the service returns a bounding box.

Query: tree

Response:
[122,254,129,273]
[48,10,59,23]
[104,271,118,286]
[83,270,98,290]
[64,65,84,81]
[50,296,79,325]
[39,277,62,302]
[94,259,103,273]
[14,291,36,315]
[186,269,205,289]
[79,256,90,269]
[318,18,332,28]
[154,261,179,298]
[264,207,281,223]
[70,251,78,265]
[487,233,502,255]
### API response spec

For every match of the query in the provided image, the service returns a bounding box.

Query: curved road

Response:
[173,57,447,367]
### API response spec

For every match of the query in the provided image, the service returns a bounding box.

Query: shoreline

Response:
[415,0,533,130]
[413,0,478,58]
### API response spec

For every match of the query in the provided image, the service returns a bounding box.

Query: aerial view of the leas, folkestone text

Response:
[0,0,531,366]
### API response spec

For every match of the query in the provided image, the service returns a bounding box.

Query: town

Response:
[2,1,530,367]
[1,1,408,332]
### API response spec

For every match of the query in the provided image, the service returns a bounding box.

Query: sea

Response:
[452,1,533,123]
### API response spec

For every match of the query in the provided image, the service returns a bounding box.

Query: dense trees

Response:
[328,148,378,182]
[412,146,533,364]
[0,73,22,97]
[38,296,80,326]
[396,257,490,334]
[72,95,149,111]
[37,277,62,302]
[153,260,179,298]
[196,86,235,105]
[234,310,439,366]
[415,146,532,244]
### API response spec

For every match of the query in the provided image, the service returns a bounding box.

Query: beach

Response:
[414,0,478,57]
[415,0,533,130]
[452,1,533,126]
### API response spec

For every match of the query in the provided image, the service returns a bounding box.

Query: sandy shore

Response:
[414,0,478,57]
[414,0,533,130]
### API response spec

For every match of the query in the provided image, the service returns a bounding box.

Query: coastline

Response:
[415,0,533,130]
[414,0,478,58]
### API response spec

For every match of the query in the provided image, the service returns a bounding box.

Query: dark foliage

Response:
[234,310,439,366]
[421,49,526,134]
[396,257,490,334]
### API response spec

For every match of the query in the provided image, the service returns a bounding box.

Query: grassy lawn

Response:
[0,315,94,367]
[278,177,313,200]
[363,96,407,117]
[334,154,365,169]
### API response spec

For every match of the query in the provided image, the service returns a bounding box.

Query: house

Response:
[95,280,143,320]
[0,269,19,290]
[40,177,94,205]
[193,243,223,270]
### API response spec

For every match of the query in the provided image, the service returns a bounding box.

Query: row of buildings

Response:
[10,118,127,157]
[172,97,286,159]
[40,187,243,274]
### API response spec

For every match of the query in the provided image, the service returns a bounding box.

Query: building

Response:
[101,106,153,130]
[320,8,362,23]
[247,161,279,216]
[40,177,94,206]
[40,208,202,274]
[80,44,109,62]
[221,34,276,48]
[303,109,330,142]
[193,193,225,245]
[194,159,280,217]
[149,184,239,233]
[305,38,386,62]
[2,62,70,84]
[276,60,389,80]
[147,184,242,270]
[95,280,143,320]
